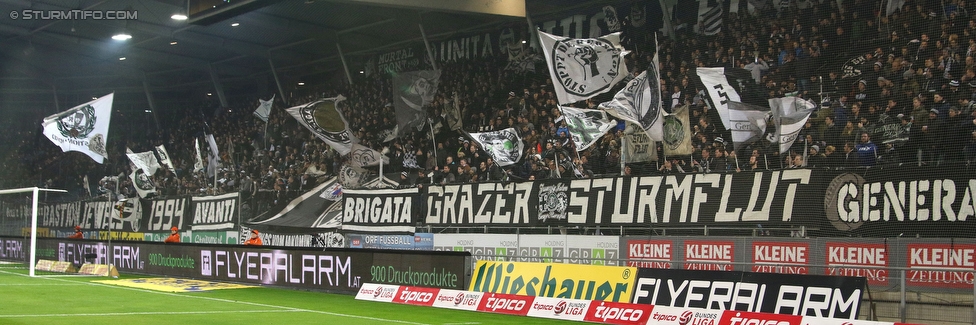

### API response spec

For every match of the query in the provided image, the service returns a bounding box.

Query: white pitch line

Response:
[0,269,429,325]
[0,309,300,318]
[0,283,85,286]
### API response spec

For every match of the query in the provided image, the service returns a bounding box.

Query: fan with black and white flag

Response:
[130,169,156,198]
[193,138,204,173]
[557,106,617,151]
[662,105,695,156]
[348,144,389,169]
[600,34,665,141]
[538,31,630,105]
[621,122,657,163]
[694,67,765,131]
[468,128,524,167]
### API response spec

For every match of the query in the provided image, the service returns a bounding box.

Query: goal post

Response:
[0,187,67,277]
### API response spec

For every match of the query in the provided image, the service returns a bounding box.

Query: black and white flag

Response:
[726,101,772,150]
[247,177,344,230]
[769,97,816,154]
[699,0,723,36]
[538,31,630,105]
[443,92,464,131]
[557,106,617,151]
[41,93,113,164]
[600,34,664,140]
[155,144,176,176]
[285,95,357,155]
[126,148,161,176]
[193,138,204,173]
[468,128,524,167]
[695,67,763,131]
[253,94,274,122]
[348,144,389,169]
[393,70,441,136]
[130,169,156,199]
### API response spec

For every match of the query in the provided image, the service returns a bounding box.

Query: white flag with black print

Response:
[556,106,617,151]
[698,0,723,36]
[41,93,113,164]
[285,95,357,155]
[538,31,630,105]
[769,97,816,154]
[467,128,524,167]
[695,67,757,131]
[348,143,389,169]
[126,148,161,176]
[253,94,274,122]
[155,144,177,176]
[600,34,665,141]
[194,138,205,173]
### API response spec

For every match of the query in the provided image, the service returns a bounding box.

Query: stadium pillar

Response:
[267,57,288,106]
[142,72,160,129]
[208,63,229,108]
[418,23,437,70]
[336,43,353,85]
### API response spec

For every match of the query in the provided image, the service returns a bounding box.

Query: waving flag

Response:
[557,106,617,151]
[393,70,441,136]
[41,93,113,164]
[600,35,664,140]
[155,145,177,175]
[253,94,275,122]
[468,128,524,167]
[130,169,156,199]
[285,95,357,155]
[539,31,630,105]
[194,139,204,173]
[621,122,657,163]
[126,148,161,176]
[769,97,817,154]
[726,101,772,150]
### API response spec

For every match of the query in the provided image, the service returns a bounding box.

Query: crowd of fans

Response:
[5,0,976,205]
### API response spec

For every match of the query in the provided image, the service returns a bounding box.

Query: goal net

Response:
[0,187,67,277]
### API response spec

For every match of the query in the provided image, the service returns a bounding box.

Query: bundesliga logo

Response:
[553,301,567,314]
[453,292,465,305]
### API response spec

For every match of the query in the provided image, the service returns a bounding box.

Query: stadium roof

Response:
[0,0,596,103]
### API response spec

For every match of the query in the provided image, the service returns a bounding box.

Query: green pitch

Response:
[0,264,579,325]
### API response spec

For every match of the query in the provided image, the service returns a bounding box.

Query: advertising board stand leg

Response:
[899,269,906,323]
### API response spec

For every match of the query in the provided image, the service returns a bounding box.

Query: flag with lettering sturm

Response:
[538,30,630,105]
[41,93,114,164]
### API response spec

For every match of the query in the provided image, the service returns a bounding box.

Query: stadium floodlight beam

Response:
[112,33,132,41]
[171,14,188,20]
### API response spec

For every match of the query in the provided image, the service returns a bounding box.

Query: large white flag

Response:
[538,31,630,105]
[204,134,219,158]
[285,96,356,155]
[194,139,204,173]
[126,148,161,176]
[41,93,113,164]
[725,102,771,150]
[155,144,177,175]
[253,94,275,122]
[662,105,694,156]
[557,106,617,151]
[769,97,817,154]
[468,128,524,167]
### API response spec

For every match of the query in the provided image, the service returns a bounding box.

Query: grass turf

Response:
[0,264,580,325]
